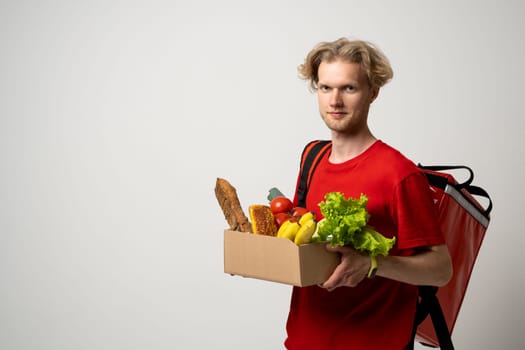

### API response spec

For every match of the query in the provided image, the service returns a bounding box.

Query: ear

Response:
[369,87,380,103]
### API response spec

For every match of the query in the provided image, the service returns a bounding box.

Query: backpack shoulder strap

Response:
[296,140,332,208]
[419,164,493,219]
[418,164,474,187]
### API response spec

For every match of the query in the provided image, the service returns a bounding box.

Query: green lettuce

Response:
[312,192,395,257]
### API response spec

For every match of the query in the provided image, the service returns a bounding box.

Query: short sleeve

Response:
[392,171,446,250]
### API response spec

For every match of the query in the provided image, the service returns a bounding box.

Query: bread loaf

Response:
[249,204,277,236]
[215,178,252,232]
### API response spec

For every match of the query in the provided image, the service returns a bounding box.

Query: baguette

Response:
[215,178,252,232]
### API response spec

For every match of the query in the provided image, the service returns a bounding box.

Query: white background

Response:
[1,1,524,349]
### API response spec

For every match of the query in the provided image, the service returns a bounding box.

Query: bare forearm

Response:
[376,244,453,287]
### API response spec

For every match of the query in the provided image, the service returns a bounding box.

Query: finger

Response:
[324,243,348,253]
[321,263,344,291]
[320,279,337,292]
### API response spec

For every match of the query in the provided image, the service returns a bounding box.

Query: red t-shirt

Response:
[284,140,445,350]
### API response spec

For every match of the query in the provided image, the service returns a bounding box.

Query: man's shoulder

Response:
[373,141,414,163]
[372,141,420,176]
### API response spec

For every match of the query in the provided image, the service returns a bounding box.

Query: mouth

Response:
[328,111,347,118]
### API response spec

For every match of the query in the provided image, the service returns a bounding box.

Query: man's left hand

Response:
[320,244,371,291]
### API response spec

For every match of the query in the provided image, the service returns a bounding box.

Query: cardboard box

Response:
[223,229,340,287]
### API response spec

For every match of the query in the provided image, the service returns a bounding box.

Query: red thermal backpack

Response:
[296,140,493,350]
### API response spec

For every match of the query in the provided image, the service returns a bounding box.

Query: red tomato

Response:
[274,212,292,227]
[270,196,293,214]
[291,207,309,218]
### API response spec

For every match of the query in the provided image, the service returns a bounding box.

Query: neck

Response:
[329,130,377,164]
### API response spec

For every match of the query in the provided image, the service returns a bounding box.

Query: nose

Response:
[329,90,343,107]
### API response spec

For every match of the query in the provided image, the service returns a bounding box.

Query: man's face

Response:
[317,59,378,136]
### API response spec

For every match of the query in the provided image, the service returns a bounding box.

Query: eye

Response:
[344,85,355,92]
[319,85,331,92]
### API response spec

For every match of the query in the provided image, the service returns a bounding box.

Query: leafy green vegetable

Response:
[311,192,395,257]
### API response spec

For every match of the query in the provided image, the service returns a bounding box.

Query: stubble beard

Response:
[321,113,357,135]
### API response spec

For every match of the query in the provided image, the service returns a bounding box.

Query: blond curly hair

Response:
[298,38,394,91]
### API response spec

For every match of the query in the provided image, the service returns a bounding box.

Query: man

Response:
[284,38,453,350]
